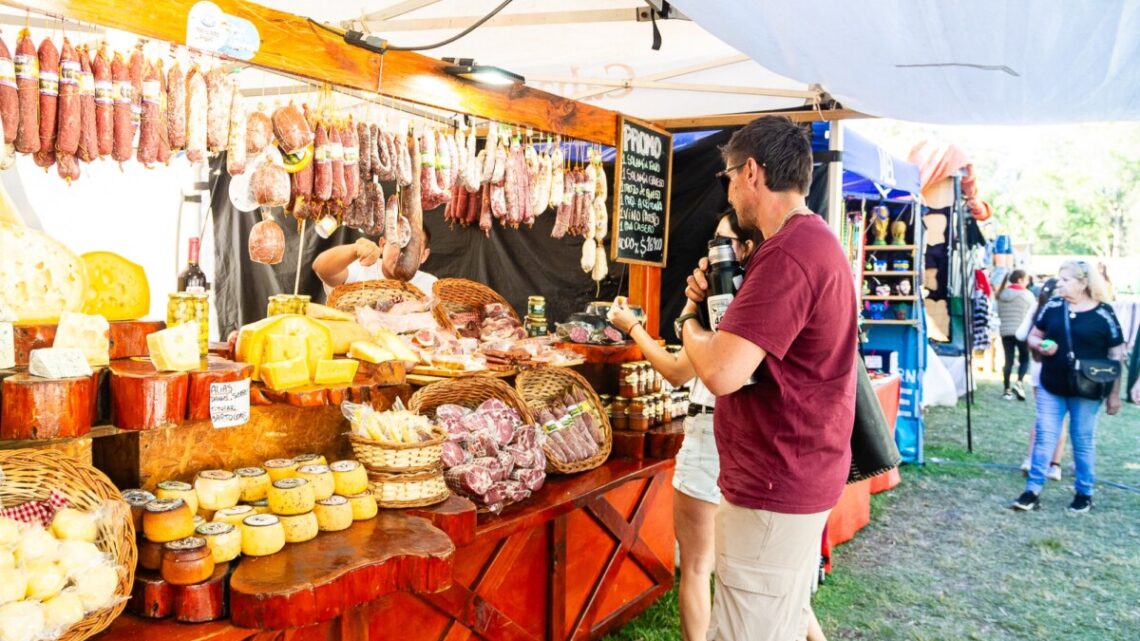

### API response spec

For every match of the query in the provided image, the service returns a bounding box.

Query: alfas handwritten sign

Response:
[611,115,672,267]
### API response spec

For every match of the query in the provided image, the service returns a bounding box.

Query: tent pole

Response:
[826,121,844,235]
[955,175,974,452]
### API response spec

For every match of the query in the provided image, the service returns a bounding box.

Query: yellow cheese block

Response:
[81,251,150,321]
[347,341,395,364]
[306,303,355,322]
[371,327,420,363]
[0,223,88,323]
[263,333,308,373]
[315,320,372,354]
[261,356,311,391]
[52,312,110,366]
[313,359,359,385]
[147,322,201,371]
[235,314,333,380]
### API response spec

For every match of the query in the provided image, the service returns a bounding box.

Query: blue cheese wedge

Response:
[28,348,93,379]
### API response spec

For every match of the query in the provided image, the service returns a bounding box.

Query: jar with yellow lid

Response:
[314,496,353,532]
[143,498,195,543]
[264,458,298,482]
[292,452,327,467]
[241,514,286,557]
[155,481,198,517]
[268,478,316,516]
[330,460,368,496]
[212,505,255,528]
[235,467,270,502]
[278,511,319,544]
[246,498,271,514]
[345,491,378,521]
[295,464,335,501]
[196,522,241,563]
[162,537,215,586]
[122,489,155,532]
[194,470,241,512]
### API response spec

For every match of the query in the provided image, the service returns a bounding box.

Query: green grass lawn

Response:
[606,369,1140,641]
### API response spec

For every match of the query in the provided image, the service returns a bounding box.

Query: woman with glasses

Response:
[609,210,776,641]
[1010,260,1125,513]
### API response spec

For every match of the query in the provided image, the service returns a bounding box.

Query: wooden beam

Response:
[0,14,102,32]
[530,75,817,100]
[5,0,620,145]
[570,54,750,101]
[359,0,444,24]
[365,8,639,32]
[653,107,872,130]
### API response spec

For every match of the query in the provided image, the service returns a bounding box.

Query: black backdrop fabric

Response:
[214,125,830,341]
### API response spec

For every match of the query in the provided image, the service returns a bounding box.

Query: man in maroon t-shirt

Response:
[677,116,857,641]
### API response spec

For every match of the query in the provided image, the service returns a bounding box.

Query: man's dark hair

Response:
[721,116,812,194]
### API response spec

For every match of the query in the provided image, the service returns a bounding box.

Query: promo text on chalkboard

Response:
[611,116,673,267]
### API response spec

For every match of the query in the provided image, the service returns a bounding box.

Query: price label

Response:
[209,379,250,429]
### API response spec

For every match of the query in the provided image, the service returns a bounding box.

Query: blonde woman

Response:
[1011,260,1125,513]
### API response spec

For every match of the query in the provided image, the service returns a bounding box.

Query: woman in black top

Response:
[1010,260,1124,513]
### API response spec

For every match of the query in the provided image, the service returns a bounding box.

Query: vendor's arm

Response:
[609,306,696,386]
[312,238,381,288]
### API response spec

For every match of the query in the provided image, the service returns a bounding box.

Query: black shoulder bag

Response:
[1062,301,1121,401]
[848,357,901,483]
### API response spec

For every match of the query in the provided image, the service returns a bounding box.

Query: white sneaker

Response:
[1020,457,1031,476]
[1047,464,1062,481]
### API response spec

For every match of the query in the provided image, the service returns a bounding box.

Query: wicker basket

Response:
[348,425,447,473]
[326,279,454,332]
[516,366,612,474]
[432,278,520,324]
[368,469,449,508]
[0,449,137,641]
[408,376,535,426]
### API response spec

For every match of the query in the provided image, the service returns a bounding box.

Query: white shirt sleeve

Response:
[1015,299,1037,341]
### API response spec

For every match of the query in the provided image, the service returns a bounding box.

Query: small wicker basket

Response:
[326,279,454,332]
[516,366,613,474]
[432,278,521,324]
[0,449,137,641]
[348,425,447,473]
[368,469,449,508]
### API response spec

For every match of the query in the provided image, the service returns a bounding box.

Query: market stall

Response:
[0,1,685,639]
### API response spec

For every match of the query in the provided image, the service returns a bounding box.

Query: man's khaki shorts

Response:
[706,500,830,641]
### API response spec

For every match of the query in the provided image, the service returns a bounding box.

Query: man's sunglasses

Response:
[716,162,746,191]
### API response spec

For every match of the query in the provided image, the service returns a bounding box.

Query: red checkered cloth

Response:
[0,491,70,528]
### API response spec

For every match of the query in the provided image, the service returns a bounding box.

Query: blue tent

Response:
[811,122,922,199]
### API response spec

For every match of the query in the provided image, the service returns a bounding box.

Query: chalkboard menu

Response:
[610,115,673,267]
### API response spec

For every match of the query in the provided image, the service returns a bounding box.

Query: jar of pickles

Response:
[267,294,311,317]
[527,295,546,318]
[525,316,548,337]
[167,292,210,355]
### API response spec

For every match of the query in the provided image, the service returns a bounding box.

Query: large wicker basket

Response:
[367,469,449,508]
[0,449,137,641]
[515,366,612,474]
[326,279,453,332]
[432,278,521,324]
[348,425,447,473]
[409,376,535,426]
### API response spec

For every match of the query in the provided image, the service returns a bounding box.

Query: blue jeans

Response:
[1026,386,1102,496]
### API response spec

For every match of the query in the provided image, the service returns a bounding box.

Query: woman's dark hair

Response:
[1038,277,1058,307]
[998,269,1027,294]
[719,209,762,250]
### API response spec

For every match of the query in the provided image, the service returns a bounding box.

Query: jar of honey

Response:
[618,364,637,399]
[611,397,629,431]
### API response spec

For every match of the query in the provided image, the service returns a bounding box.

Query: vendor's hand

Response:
[1106,395,1122,416]
[685,257,710,304]
[608,306,641,334]
[354,237,382,266]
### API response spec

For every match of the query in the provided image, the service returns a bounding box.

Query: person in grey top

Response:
[996,269,1036,400]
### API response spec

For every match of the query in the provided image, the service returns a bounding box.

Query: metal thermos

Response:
[698,237,745,331]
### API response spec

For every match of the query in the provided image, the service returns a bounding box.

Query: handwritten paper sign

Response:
[611,115,673,267]
[210,379,250,429]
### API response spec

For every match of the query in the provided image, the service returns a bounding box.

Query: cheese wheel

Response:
[330,460,368,496]
[240,514,285,557]
[138,538,164,571]
[277,511,318,543]
[143,498,195,543]
[51,508,99,543]
[263,458,298,482]
[212,505,255,528]
[0,600,45,641]
[56,540,106,580]
[314,496,352,532]
[155,481,199,517]
[0,567,27,605]
[73,563,118,611]
[345,491,378,521]
[235,467,270,502]
[122,489,156,533]
[268,478,315,516]
[17,527,59,565]
[292,453,327,466]
[246,498,271,514]
[295,464,335,501]
[25,562,68,600]
[194,470,241,511]
[196,522,241,564]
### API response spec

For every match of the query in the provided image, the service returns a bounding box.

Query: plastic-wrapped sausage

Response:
[128,44,143,140]
[55,38,80,156]
[166,60,185,150]
[271,102,312,155]
[481,122,498,183]
[490,182,508,223]
[551,172,572,239]
[478,183,493,234]
[548,144,564,209]
[0,35,15,146]
[110,52,133,163]
[225,84,246,175]
[251,153,290,208]
[14,30,39,154]
[491,140,506,185]
[313,122,331,201]
[135,60,160,166]
[395,123,413,187]
[248,218,285,265]
[92,44,112,157]
[204,66,231,153]
[76,46,97,162]
[246,110,272,155]
[383,193,399,246]
[155,60,171,165]
[344,120,360,201]
[330,122,347,203]
[34,37,59,168]
[437,129,453,192]
[184,64,207,163]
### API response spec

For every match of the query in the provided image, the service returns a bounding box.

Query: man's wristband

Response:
[674,312,700,338]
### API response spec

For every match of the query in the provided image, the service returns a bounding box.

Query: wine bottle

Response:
[177,237,209,294]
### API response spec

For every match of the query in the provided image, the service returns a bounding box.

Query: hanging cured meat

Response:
[110,52,132,163]
[246,110,272,155]
[0,34,15,148]
[92,44,112,157]
[33,37,59,168]
[205,67,231,152]
[251,149,290,208]
[76,45,98,162]
[271,102,312,155]
[184,64,207,163]
[14,30,39,154]
[249,218,285,265]
[226,84,246,175]
[135,60,160,166]
[166,60,185,150]
[390,131,424,281]
[55,38,80,156]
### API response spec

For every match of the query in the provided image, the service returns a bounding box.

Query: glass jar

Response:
[525,315,548,337]
[654,369,663,393]
[662,392,672,423]
[267,294,311,317]
[162,536,215,586]
[618,364,637,399]
[167,292,210,355]
[611,397,628,431]
[527,295,546,318]
[628,410,649,432]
